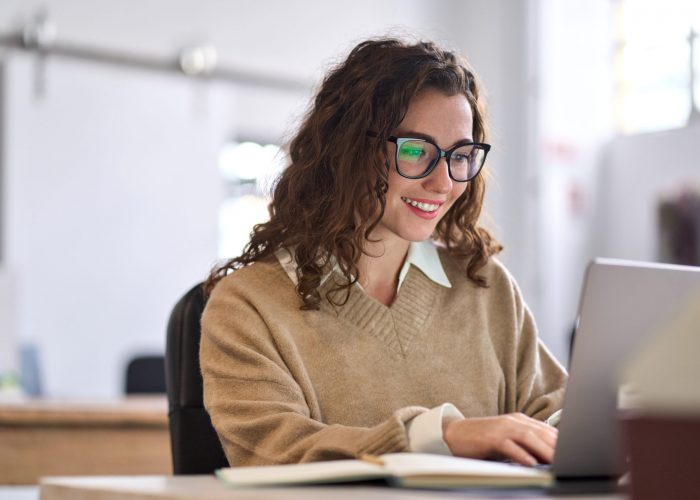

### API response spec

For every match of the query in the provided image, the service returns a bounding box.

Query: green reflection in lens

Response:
[398,142,424,162]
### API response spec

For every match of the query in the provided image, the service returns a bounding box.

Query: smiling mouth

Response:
[401,197,442,213]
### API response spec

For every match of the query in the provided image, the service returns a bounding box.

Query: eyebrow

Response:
[394,130,474,148]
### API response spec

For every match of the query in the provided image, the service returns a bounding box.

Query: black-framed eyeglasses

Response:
[386,136,491,182]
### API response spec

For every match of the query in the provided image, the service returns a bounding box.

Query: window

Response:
[615,0,700,133]
[217,141,286,258]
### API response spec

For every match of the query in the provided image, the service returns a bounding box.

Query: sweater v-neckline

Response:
[321,266,441,357]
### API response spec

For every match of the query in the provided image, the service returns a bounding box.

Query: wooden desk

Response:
[0,397,170,484]
[39,475,625,500]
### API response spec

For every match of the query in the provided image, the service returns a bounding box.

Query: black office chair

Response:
[124,355,166,394]
[165,282,229,474]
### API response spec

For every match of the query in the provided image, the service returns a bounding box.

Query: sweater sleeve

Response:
[200,276,425,466]
[513,292,568,421]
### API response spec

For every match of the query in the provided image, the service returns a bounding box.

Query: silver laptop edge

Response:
[551,258,700,478]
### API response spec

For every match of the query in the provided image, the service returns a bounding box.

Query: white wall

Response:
[4,54,229,396]
[0,0,437,84]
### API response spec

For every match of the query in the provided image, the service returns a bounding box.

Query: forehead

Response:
[397,89,474,144]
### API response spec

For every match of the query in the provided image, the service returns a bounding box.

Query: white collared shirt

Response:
[397,240,452,290]
[275,240,464,456]
[277,240,452,290]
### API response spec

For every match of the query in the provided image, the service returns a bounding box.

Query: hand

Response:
[442,413,558,466]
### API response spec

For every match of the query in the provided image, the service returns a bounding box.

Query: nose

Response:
[422,157,452,194]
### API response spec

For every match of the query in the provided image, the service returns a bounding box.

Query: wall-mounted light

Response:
[22,10,57,50]
[179,45,218,76]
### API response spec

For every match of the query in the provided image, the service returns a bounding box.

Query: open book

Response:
[216,453,553,489]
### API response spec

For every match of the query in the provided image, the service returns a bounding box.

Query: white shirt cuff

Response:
[405,403,464,455]
[545,409,562,427]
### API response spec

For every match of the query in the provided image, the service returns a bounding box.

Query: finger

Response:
[511,414,558,443]
[507,415,558,460]
[498,439,538,467]
[529,423,558,449]
[513,429,556,464]
[513,413,559,434]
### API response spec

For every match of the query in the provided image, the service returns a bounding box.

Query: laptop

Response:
[550,257,700,483]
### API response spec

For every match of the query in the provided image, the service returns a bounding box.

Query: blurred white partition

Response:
[3,52,297,397]
[595,124,700,262]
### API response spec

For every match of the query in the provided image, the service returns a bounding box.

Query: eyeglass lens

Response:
[396,139,485,181]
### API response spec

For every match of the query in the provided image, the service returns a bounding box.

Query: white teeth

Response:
[401,197,439,212]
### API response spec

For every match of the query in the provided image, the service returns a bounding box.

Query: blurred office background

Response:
[0,0,698,398]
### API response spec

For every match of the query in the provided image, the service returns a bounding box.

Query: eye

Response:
[398,141,428,162]
[452,153,470,164]
[452,145,475,164]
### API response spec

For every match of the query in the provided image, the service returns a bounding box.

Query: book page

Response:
[216,459,387,486]
[216,453,553,489]
[381,453,553,481]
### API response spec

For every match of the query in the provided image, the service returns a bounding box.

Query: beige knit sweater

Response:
[200,251,567,466]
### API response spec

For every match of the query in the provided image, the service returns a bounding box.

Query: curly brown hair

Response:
[206,37,502,309]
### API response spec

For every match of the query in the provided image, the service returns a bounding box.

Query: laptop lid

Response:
[551,258,700,479]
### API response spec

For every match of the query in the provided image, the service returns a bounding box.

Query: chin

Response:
[399,228,436,242]
[378,216,440,243]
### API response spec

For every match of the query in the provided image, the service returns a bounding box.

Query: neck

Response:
[357,234,410,306]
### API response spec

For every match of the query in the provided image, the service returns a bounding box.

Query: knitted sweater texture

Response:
[200,251,567,466]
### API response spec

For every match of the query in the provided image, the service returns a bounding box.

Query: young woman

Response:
[201,37,566,468]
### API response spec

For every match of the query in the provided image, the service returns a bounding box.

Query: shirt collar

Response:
[398,240,452,290]
[275,240,452,290]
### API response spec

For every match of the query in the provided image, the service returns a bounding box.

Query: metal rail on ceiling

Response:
[0,31,310,93]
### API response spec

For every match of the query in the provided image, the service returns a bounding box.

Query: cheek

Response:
[440,184,468,220]
[449,183,468,205]
[386,167,410,198]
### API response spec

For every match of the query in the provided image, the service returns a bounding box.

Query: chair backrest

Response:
[125,355,166,394]
[165,282,229,474]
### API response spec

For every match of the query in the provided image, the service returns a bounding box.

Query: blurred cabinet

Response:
[0,396,170,484]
